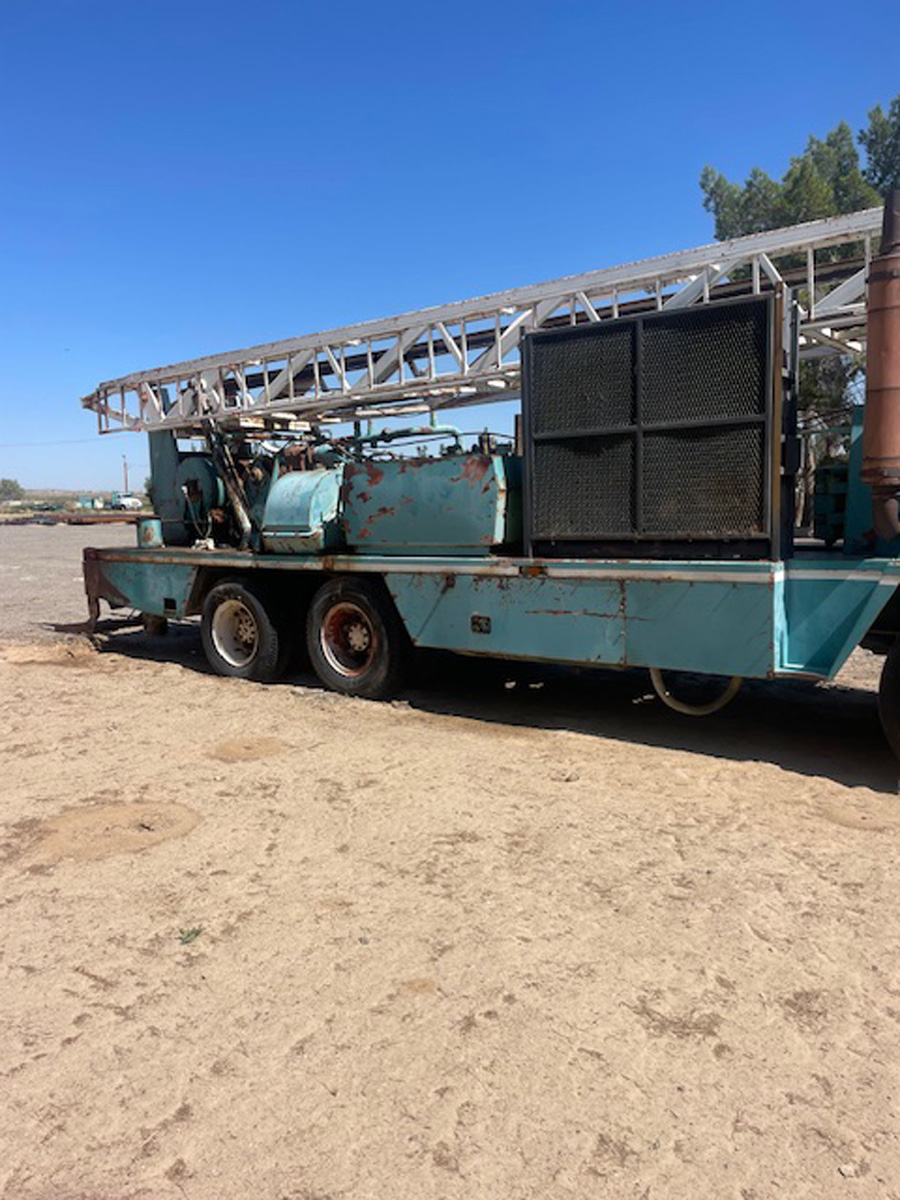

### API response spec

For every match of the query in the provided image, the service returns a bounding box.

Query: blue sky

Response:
[0,0,897,490]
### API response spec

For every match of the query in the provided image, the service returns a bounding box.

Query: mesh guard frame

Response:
[521,294,787,560]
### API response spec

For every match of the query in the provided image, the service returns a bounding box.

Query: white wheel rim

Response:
[211,598,259,668]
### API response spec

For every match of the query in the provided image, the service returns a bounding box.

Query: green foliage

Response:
[143,475,154,507]
[699,99,900,529]
[860,96,900,192]
[0,478,24,502]
[700,115,885,240]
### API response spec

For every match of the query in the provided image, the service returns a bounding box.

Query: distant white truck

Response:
[111,494,142,511]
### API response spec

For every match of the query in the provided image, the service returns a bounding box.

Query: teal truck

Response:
[81,194,900,754]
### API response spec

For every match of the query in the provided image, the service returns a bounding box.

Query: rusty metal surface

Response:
[863,191,900,510]
[0,512,139,527]
[80,534,900,683]
[83,551,130,610]
[863,252,900,485]
[64,512,140,525]
[342,454,518,554]
[83,548,197,622]
[137,517,163,548]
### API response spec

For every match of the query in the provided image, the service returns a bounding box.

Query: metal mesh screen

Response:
[524,295,773,551]
[642,301,768,423]
[642,426,766,535]
[533,437,634,537]
[530,324,634,433]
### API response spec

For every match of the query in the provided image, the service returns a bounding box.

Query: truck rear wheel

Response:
[307,577,408,699]
[878,641,900,760]
[201,580,286,682]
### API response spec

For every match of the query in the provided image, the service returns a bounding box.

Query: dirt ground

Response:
[2,524,900,1199]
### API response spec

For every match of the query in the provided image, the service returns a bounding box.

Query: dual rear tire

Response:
[200,580,288,683]
[306,577,409,698]
[200,576,408,698]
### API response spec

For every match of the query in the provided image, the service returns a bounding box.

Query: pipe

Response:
[207,431,254,549]
[863,190,900,538]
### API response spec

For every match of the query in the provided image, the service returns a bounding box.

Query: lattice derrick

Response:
[82,207,883,434]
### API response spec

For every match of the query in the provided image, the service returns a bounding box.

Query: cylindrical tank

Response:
[862,190,900,537]
[261,466,344,553]
[136,516,163,548]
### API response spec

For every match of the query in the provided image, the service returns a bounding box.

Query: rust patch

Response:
[523,609,616,618]
[83,555,129,609]
[459,455,490,485]
[364,463,384,486]
[398,458,425,475]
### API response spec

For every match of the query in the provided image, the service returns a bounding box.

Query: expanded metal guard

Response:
[522,295,782,558]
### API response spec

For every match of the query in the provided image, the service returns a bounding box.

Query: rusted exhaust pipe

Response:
[863,190,900,539]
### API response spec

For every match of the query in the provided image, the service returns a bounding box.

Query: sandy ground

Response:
[0,524,127,639]
[2,525,900,1199]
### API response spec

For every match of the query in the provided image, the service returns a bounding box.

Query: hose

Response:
[649,667,742,717]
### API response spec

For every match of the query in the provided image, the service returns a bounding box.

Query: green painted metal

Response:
[624,577,774,676]
[813,461,848,547]
[90,421,900,689]
[262,467,343,553]
[777,559,900,677]
[386,573,625,665]
[386,564,774,676]
[386,558,899,679]
[175,455,225,529]
[86,541,900,683]
[90,555,199,619]
[342,454,520,555]
[843,406,900,557]
[136,516,163,548]
[148,431,186,544]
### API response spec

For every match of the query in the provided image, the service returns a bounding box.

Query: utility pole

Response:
[122,455,129,493]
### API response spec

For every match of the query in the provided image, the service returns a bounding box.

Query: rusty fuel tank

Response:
[863,190,900,538]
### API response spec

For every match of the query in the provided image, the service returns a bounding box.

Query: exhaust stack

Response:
[863,190,900,539]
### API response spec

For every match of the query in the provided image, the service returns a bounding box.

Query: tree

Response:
[0,478,24,502]
[860,96,900,193]
[699,116,887,241]
[699,97,900,526]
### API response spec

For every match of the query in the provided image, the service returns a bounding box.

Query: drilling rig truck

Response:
[81,193,900,755]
